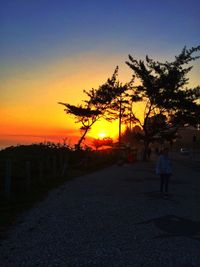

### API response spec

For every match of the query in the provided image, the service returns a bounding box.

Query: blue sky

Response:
[1,0,200,70]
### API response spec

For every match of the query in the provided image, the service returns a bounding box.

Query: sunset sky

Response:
[1,0,200,148]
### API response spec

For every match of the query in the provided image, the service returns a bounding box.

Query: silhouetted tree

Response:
[103,72,140,145]
[59,67,120,149]
[126,45,200,159]
[105,83,130,145]
[58,103,102,149]
[59,67,140,149]
[121,125,142,147]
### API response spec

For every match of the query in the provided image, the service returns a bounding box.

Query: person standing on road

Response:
[156,147,172,197]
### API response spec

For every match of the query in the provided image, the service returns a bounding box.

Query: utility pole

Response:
[119,98,122,146]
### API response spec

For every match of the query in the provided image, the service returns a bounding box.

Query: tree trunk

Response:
[118,100,122,145]
[76,128,89,150]
[143,138,150,161]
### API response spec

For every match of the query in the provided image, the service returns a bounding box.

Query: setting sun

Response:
[98,132,106,139]
[87,119,120,142]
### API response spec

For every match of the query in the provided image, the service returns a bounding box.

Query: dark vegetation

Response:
[0,143,118,237]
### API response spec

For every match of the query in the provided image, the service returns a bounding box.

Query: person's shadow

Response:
[136,215,200,241]
[142,191,179,203]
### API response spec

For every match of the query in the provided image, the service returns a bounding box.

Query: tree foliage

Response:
[59,67,125,149]
[126,45,200,159]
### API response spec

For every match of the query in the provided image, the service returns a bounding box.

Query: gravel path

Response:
[0,160,200,267]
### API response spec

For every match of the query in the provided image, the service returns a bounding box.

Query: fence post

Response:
[5,159,12,199]
[26,161,31,191]
[61,155,69,177]
[59,153,63,174]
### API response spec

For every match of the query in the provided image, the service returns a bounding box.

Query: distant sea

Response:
[0,134,73,150]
